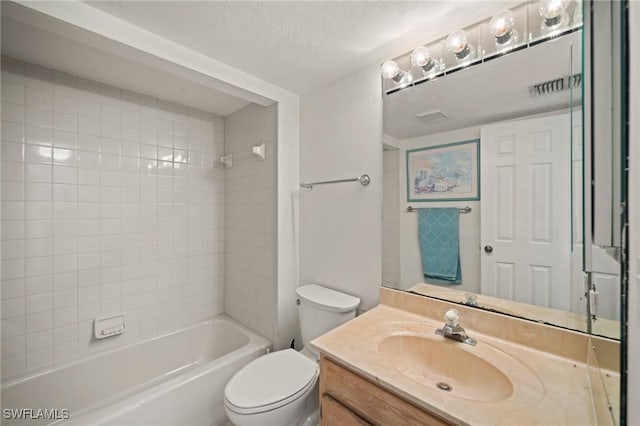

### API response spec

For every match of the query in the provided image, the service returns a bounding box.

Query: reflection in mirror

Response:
[381,1,618,341]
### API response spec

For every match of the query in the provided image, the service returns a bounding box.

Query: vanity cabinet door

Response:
[320,355,452,426]
[321,394,371,426]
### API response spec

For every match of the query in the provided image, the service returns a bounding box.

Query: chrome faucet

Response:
[435,309,477,346]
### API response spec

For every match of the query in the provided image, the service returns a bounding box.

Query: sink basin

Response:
[378,335,514,402]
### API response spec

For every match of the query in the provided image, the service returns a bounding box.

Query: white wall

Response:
[382,150,400,289]
[0,58,225,379]
[396,126,481,294]
[224,103,277,344]
[274,99,300,350]
[299,65,382,312]
[627,1,639,423]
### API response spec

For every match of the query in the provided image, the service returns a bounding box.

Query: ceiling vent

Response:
[416,109,448,122]
[528,73,582,97]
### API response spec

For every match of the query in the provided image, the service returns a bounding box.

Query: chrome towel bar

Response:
[407,206,471,214]
[300,174,371,190]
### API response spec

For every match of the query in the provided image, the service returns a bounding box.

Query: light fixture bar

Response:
[384,24,582,96]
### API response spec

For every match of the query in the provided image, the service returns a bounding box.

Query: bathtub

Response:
[1,315,270,426]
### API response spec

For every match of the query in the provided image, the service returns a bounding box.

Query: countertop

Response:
[312,299,600,425]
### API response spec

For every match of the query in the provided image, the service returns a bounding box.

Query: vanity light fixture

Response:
[446,29,475,63]
[382,1,583,95]
[381,60,412,87]
[410,46,438,77]
[539,0,571,34]
[489,10,519,48]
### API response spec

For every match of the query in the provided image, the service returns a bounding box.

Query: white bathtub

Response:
[1,315,270,426]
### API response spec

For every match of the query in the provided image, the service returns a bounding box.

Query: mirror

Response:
[381,1,620,340]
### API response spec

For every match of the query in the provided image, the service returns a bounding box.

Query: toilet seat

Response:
[224,349,319,415]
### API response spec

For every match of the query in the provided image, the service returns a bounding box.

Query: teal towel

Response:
[418,208,462,284]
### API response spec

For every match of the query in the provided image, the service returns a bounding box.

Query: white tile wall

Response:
[223,104,277,344]
[1,57,225,380]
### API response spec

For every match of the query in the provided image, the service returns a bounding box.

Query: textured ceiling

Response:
[85,1,515,94]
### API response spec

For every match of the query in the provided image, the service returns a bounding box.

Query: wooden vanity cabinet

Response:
[321,394,371,425]
[319,354,452,426]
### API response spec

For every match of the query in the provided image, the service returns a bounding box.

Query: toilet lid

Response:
[296,284,360,313]
[224,349,319,414]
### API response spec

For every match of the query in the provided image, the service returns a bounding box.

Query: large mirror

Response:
[381,1,621,340]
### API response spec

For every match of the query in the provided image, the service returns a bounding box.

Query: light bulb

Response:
[446,30,475,62]
[410,47,430,67]
[539,0,570,34]
[410,46,437,74]
[381,60,400,80]
[539,0,570,19]
[489,10,519,47]
[381,60,411,87]
[573,0,583,25]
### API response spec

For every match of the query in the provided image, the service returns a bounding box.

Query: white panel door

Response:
[481,114,571,310]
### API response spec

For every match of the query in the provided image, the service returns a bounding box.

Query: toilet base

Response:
[300,408,319,426]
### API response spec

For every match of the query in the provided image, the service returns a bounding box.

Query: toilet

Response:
[224,284,360,426]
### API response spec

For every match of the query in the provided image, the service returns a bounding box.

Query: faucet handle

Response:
[444,309,459,327]
[464,292,478,306]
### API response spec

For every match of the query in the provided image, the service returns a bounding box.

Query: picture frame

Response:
[406,139,480,202]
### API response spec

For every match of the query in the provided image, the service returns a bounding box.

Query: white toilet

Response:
[224,284,360,426]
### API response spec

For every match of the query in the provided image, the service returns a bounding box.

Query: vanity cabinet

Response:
[321,394,371,425]
[319,355,451,426]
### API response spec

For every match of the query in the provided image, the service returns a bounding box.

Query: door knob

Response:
[484,245,493,253]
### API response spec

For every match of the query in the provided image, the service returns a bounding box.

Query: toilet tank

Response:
[296,284,360,357]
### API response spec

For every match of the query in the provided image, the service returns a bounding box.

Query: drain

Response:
[436,382,452,392]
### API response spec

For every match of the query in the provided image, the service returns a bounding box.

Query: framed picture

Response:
[406,139,480,202]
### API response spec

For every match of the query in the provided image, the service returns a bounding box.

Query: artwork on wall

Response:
[406,139,480,202]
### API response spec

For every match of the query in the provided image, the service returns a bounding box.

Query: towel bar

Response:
[407,206,471,214]
[301,174,370,190]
